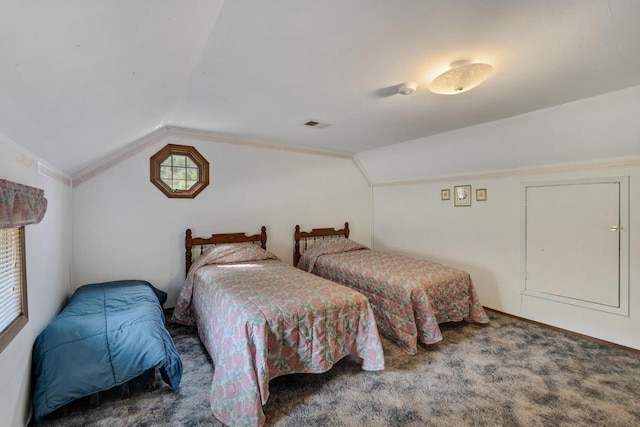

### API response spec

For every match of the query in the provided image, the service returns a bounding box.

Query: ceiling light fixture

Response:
[428,60,493,95]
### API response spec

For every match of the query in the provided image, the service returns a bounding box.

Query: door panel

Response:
[525,182,620,308]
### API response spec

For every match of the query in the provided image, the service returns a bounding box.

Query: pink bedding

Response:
[297,238,489,355]
[173,243,384,427]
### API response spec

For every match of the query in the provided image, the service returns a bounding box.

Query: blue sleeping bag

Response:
[32,280,183,421]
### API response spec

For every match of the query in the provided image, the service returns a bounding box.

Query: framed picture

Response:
[476,188,487,201]
[454,185,472,207]
[441,189,450,200]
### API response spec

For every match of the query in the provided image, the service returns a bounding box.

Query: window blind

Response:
[0,227,24,333]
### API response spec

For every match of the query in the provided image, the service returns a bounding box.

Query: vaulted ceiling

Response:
[2,1,640,175]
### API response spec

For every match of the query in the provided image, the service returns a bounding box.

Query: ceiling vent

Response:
[304,120,330,129]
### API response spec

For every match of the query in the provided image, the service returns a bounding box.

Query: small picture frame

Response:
[454,185,472,207]
[476,188,487,201]
[441,189,450,201]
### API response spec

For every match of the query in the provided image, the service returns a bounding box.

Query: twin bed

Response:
[172,228,384,427]
[294,222,489,355]
[32,280,183,422]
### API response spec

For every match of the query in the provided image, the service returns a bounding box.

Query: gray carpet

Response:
[36,310,640,426]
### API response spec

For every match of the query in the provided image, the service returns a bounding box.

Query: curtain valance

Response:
[0,179,48,228]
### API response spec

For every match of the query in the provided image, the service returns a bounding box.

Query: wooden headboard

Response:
[185,227,267,276]
[293,222,349,267]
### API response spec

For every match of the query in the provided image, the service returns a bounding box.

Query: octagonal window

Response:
[150,144,209,198]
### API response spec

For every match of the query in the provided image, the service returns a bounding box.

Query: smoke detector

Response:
[398,82,417,95]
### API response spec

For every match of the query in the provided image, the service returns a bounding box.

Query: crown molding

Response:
[372,155,640,188]
[72,127,169,187]
[350,155,372,187]
[71,126,360,187]
[164,126,352,159]
[37,161,71,186]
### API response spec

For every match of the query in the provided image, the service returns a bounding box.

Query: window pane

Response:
[172,167,185,180]
[172,180,187,190]
[186,168,199,181]
[186,157,197,168]
[160,166,172,180]
[172,155,186,167]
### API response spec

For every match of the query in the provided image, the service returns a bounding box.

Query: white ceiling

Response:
[2,0,640,175]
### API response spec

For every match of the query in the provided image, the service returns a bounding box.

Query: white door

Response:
[524,178,628,314]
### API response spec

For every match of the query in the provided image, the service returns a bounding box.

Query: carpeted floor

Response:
[36,310,640,426]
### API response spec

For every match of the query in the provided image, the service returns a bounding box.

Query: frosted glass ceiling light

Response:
[428,60,493,95]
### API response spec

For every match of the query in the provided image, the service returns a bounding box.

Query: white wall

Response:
[0,133,72,427]
[358,86,640,183]
[359,86,640,350]
[72,132,373,307]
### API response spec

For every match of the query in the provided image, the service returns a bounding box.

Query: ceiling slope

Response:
[0,0,224,174]
[2,1,640,175]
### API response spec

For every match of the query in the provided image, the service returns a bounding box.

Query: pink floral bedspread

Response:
[298,240,489,355]
[173,244,384,427]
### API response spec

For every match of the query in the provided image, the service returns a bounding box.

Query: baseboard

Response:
[483,307,640,355]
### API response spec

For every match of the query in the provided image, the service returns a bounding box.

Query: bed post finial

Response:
[294,225,301,267]
[344,222,350,238]
[260,226,267,249]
